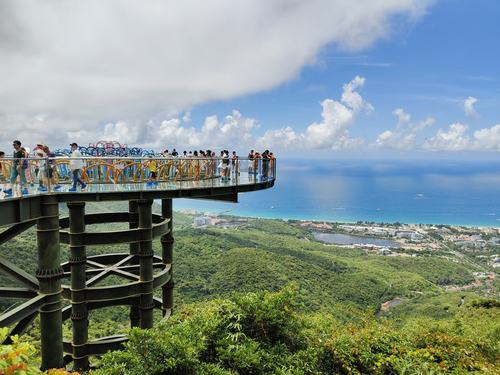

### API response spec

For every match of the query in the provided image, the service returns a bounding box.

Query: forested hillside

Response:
[0,202,498,373]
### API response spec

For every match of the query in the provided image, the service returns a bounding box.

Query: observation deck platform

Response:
[0,156,275,225]
[0,173,275,226]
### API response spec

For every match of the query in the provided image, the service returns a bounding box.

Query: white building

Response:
[488,237,500,245]
[396,231,424,241]
[193,216,212,227]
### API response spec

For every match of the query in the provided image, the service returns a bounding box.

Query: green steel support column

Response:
[138,199,154,328]
[68,202,89,371]
[161,199,174,315]
[37,195,64,370]
[128,200,140,327]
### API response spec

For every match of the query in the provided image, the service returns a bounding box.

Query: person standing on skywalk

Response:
[2,140,29,197]
[69,142,87,192]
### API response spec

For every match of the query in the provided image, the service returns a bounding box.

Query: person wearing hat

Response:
[69,142,87,192]
[34,142,45,152]
[3,140,29,197]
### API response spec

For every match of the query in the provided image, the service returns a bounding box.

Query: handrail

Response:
[0,156,277,198]
[0,156,273,161]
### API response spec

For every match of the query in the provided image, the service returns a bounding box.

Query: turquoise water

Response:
[173,159,500,228]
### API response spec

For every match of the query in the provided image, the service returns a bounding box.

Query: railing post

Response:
[37,195,64,370]
[161,199,174,316]
[137,199,154,328]
[46,156,51,193]
[68,202,89,371]
[128,200,140,327]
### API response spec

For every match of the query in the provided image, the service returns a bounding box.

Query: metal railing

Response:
[0,156,276,196]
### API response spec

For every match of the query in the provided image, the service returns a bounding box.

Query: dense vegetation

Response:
[0,202,498,373]
[93,287,499,374]
[172,218,479,314]
[0,328,77,374]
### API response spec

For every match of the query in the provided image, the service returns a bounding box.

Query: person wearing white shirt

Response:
[69,142,87,191]
[35,149,48,192]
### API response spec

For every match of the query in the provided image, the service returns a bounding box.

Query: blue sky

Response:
[1,0,499,156]
[187,0,499,156]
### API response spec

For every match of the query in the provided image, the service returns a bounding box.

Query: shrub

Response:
[0,327,78,375]
[93,286,312,375]
[92,287,499,374]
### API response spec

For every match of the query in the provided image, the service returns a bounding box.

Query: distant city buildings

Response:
[192,214,247,229]
[186,212,500,277]
[298,221,333,231]
[193,216,212,227]
[453,235,499,250]
[395,230,425,241]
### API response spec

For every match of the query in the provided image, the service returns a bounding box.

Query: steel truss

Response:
[0,197,174,371]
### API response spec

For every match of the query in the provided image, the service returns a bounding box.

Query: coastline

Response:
[174,206,500,230]
[178,208,500,262]
[171,158,500,229]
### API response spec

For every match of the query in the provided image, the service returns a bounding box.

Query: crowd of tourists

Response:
[154,149,276,185]
[0,140,275,197]
[0,140,69,197]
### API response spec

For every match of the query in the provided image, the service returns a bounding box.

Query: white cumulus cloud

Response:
[259,76,371,151]
[464,96,478,117]
[472,124,500,151]
[393,108,411,125]
[101,110,259,151]
[374,109,434,150]
[0,0,432,149]
[423,123,470,151]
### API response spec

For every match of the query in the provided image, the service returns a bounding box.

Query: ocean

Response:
[173,158,500,228]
